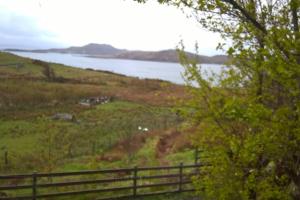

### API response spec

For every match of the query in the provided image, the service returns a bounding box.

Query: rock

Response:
[79,96,112,106]
[52,113,75,121]
[79,102,91,107]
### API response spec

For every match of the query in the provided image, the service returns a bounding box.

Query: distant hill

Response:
[5,43,228,64]
[115,50,227,64]
[6,43,125,56]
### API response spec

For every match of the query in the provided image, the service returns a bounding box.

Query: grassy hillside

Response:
[0,52,195,175]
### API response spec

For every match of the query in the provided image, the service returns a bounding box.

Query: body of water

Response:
[9,51,223,84]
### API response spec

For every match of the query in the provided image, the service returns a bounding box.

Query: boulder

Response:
[52,113,75,121]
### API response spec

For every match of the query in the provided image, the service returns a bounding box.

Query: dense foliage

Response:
[135,0,300,199]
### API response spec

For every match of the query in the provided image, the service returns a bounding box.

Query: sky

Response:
[0,0,224,55]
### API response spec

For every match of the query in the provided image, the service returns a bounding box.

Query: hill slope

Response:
[115,49,227,64]
[0,52,193,175]
[8,43,125,56]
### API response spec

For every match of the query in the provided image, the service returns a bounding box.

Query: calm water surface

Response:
[10,51,223,84]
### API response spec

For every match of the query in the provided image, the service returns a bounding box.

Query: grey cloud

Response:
[0,33,61,49]
[0,10,62,49]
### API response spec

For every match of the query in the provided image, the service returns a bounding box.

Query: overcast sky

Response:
[0,0,224,55]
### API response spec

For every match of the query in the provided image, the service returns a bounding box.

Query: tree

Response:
[135,0,299,199]
[33,59,56,81]
[42,63,55,81]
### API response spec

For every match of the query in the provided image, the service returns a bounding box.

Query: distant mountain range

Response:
[5,43,228,64]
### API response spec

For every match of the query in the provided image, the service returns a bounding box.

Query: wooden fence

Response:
[0,163,202,200]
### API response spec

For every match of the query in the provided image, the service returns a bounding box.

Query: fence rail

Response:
[0,163,203,200]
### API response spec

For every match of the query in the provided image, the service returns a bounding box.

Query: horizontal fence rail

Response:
[0,163,203,200]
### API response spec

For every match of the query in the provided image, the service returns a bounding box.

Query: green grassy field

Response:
[0,52,198,199]
[0,52,194,174]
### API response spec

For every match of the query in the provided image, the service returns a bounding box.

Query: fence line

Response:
[0,163,203,200]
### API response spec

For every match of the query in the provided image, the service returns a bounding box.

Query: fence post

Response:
[178,162,183,192]
[133,166,138,198]
[32,172,37,200]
